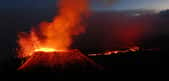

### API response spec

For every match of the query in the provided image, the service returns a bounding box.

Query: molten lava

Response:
[88,46,140,56]
[17,0,89,58]
[34,48,64,52]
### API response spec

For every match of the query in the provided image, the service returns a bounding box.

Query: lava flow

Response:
[88,46,140,56]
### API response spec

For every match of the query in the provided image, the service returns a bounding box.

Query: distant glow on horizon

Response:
[92,0,169,11]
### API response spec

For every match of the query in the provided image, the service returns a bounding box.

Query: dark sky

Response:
[0,0,56,8]
[0,0,169,11]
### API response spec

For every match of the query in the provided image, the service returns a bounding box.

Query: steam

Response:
[18,0,89,58]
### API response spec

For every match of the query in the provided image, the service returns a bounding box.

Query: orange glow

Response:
[34,48,64,52]
[17,0,89,58]
[103,46,140,55]
[88,46,140,56]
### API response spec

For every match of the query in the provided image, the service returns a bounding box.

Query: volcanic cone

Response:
[18,49,102,72]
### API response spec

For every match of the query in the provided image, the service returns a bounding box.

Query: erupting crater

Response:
[16,0,103,72]
[18,49,102,72]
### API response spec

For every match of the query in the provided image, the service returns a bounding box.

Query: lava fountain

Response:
[17,0,102,72]
[18,0,89,58]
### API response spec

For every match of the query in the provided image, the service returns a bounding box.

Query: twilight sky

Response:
[94,0,169,11]
[0,0,169,11]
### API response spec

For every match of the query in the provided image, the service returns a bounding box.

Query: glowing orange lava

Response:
[34,48,65,52]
